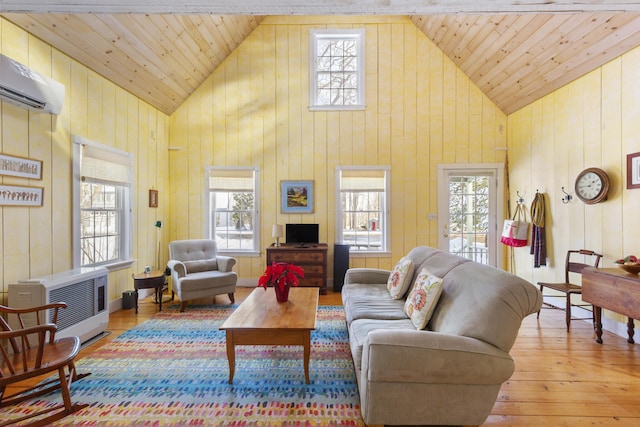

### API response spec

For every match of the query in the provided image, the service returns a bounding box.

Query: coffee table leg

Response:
[226,331,235,384]
[303,331,311,384]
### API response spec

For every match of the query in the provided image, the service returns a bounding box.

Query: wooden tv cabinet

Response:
[266,243,327,295]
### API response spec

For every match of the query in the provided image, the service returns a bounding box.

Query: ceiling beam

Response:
[3,0,640,15]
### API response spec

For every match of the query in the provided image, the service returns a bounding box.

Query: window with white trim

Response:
[310,29,365,110]
[336,167,389,253]
[73,135,133,268]
[207,167,260,254]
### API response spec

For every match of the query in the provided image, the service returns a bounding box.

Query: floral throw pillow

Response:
[404,267,444,330]
[387,257,415,299]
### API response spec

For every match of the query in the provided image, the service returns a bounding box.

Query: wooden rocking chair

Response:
[0,303,90,426]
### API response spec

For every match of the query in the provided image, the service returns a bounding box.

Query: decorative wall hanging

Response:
[0,153,42,180]
[149,189,158,208]
[627,152,640,189]
[281,180,314,213]
[0,184,44,206]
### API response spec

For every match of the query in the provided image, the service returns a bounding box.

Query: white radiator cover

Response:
[9,267,109,343]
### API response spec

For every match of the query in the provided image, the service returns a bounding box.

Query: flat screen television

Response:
[286,223,319,247]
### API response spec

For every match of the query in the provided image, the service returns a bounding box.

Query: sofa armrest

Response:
[361,329,515,385]
[216,255,237,272]
[344,268,391,285]
[167,260,187,278]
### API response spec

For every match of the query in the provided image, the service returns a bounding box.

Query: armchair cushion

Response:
[184,258,218,273]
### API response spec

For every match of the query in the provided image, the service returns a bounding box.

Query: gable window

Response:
[73,135,133,269]
[310,29,365,110]
[336,167,389,254]
[207,167,260,255]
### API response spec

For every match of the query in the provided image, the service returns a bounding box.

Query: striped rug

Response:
[2,305,364,426]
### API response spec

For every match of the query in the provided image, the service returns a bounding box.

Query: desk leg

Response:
[158,286,163,312]
[594,306,603,344]
[134,290,139,314]
[225,331,235,384]
[627,318,635,344]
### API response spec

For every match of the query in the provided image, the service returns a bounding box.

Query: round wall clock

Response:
[574,167,610,204]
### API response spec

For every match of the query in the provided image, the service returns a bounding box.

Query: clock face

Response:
[575,168,609,204]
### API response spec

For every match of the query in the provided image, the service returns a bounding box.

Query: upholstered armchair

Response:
[167,239,237,312]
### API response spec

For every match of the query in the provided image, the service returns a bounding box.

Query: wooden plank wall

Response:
[508,45,640,327]
[0,18,170,305]
[168,16,508,282]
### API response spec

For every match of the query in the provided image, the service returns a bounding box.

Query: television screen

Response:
[286,224,319,246]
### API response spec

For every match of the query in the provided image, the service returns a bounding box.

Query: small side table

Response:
[132,270,169,313]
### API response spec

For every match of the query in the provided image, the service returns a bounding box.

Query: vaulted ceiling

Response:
[3,1,640,115]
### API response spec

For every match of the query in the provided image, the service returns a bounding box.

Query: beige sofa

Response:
[342,246,542,426]
[167,239,237,312]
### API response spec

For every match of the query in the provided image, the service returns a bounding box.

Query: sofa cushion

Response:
[342,282,408,324]
[428,261,542,352]
[183,258,218,273]
[387,257,414,299]
[404,268,444,329]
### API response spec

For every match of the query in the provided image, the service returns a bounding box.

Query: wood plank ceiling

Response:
[3,1,640,115]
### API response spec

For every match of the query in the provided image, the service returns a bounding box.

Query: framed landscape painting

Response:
[281,180,314,213]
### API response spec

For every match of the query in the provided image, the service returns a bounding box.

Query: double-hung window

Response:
[310,29,365,110]
[336,167,390,253]
[73,135,133,269]
[207,167,260,255]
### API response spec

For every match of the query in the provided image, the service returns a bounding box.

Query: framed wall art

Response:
[0,184,44,207]
[281,180,314,213]
[0,153,42,180]
[149,189,158,208]
[627,152,640,189]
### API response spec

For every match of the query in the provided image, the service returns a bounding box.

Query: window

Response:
[336,167,389,253]
[73,135,133,269]
[310,29,365,110]
[207,167,260,254]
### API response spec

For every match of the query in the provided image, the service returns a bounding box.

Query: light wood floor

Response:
[8,287,640,426]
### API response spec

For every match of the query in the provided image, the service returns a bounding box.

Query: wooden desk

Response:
[582,267,640,344]
[219,287,319,384]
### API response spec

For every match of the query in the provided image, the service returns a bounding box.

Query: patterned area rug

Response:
[2,305,363,426]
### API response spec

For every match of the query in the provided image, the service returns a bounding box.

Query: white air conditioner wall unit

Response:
[0,53,65,115]
[8,267,109,344]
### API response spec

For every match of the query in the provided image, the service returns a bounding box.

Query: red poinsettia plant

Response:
[258,262,305,292]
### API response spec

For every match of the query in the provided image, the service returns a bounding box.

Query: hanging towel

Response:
[530,192,547,268]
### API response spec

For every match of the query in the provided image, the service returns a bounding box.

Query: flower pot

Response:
[274,284,290,302]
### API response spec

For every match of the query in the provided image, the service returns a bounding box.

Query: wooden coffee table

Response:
[219,287,319,384]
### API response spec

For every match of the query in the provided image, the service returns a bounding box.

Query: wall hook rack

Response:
[516,191,525,205]
[561,187,572,204]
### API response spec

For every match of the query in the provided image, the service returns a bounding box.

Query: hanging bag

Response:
[501,203,529,247]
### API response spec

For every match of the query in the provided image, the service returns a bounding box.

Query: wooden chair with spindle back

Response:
[537,249,603,331]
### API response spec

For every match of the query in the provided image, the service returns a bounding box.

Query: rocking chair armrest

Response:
[0,323,58,339]
[0,302,67,315]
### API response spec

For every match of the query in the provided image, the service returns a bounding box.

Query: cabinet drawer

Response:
[299,277,325,287]
[269,251,325,263]
[299,265,324,276]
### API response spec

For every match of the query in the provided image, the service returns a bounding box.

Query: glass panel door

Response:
[437,164,503,267]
